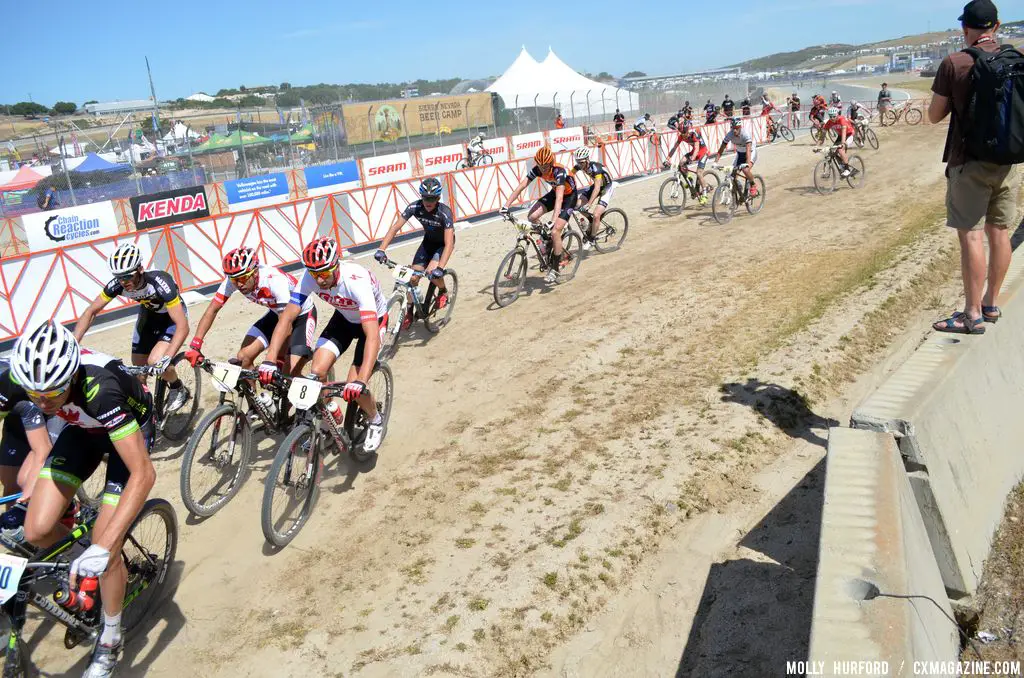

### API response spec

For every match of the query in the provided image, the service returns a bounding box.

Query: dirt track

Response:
[28,121,959,677]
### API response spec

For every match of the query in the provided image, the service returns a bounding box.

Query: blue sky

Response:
[0,0,1003,105]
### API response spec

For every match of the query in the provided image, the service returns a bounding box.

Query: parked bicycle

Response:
[570,206,629,253]
[0,494,176,676]
[261,366,394,547]
[455,150,493,170]
[492,211,582,308]
[812,145,866,195]
[659,164,722,215]
[121,354,201,443]
[379,259,459,362]
[880,101,922,127]
[853,121,879,150]
[710,164,767,225]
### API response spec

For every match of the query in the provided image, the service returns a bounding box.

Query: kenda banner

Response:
[304,161,361,198]
[129,185,210,230]
[342,92,494,146]
[511,132,545,159]
[361,151,413,187]
[22,201,119,253]
[224,172,289,207]
[421,144,466,174]
[548,126,584,152]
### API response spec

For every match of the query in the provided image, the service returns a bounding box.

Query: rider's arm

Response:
[161,300,190,360]
[73,290,115,341]
[437,227,455,269]
[744,142,754,163]
[191,298,223,344]
[587,175,603,209]
[97,430,155,553]
[350,277,381,383]
[17,424,52,502]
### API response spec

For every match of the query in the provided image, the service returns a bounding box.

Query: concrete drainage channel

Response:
[808,251,1024,674]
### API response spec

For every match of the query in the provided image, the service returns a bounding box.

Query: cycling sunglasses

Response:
[229,268,258,286]
[310,263,338,281]
[26,384,71,400]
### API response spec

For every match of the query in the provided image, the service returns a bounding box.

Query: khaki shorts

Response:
[946,161,1021,231]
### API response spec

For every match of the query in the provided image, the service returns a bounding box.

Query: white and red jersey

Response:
[214,264,314,314]
[291,261,387,324]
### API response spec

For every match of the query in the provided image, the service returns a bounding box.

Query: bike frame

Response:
[504,215,554,272]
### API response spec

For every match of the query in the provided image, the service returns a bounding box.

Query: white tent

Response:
[162,121,200,141]
[487,47,639,119]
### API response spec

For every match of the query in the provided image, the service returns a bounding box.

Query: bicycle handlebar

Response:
[121,364,164,377]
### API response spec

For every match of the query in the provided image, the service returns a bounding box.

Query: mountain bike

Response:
[853,120,879,150]
[880,101,922,127]
[710,163,766,225]
[659,164,721,215]
[492,211,583,308]
[178,358,291,518]
[455,150,493,170]
[570,205,629,253]
[766,117,795,143]
[379,259,459,362]
[0,493,176,677]
[812,145,866,194]
[121,354,201,443]
[261,366,394,547]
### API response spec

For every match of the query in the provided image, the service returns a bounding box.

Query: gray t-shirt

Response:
[724,130,756,153]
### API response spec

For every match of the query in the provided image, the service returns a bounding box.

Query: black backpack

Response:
[961,44,1024,165]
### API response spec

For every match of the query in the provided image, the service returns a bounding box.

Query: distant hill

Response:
[732,44,855,71]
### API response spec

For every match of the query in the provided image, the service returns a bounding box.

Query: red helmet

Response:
[302,237,339,272]
[222,247,257,278]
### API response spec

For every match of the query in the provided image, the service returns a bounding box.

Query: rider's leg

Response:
[92,499,128,626]
[591,204,606,237]
[309,345,337,381]
[23,427,94,548]
[0,465,18,497]
[551,219,565,258]
[236,335,264,369]
[286,309,315,377]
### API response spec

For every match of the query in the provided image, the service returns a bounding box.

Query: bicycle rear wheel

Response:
[658,177,685,215]
[477,154,494,166]
[905,108,922,125]
[746,176,767,215]
[846,155,866,189]
[121,498,178,639]
[865,128,879,150]
[492,247,528,308]
[379,291,406,362]
[422,270,458,333]
[779,125,794,142]
[455,159,468,170]
[179,404,252,518]
[262,424,321,547]
[813,158,837,195]
[345,363,394,463]
[592,208,629,254]
[558,231,583,281]
[160,352,201,443]
[711,183,736,225]
[881,110,897,127]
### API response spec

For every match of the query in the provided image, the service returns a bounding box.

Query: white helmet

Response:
[827,107,840,119]
[108,242,142,276]
[10,320,81,392]
[573,147,591,162]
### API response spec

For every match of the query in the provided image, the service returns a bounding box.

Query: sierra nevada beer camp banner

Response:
[342,92,494,146]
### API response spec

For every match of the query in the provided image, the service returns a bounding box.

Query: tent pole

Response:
[515,96,521,136]
[569,90,575,125]
[586,90,592,129]
[534,95,540,133]
[58,133,77,206]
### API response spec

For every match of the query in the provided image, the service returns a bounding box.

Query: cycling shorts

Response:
[413,240,447,268]
[0,418,29,469]
[246,308,317,358]
[535,189,579,222]
[685,145,709,168]
[40,402,155,506]
[132,308,185,356]
[735,148,758,166]
[316,311,387,366]
[580,182,615,208]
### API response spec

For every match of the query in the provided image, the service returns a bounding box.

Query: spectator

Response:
[722,94,734,117]
[613,109,625,140]
[38,186,58,211]
[554,113,565,129]
[930,0,1018,334]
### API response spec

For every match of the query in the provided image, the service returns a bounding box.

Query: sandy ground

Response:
[21,121,966,677]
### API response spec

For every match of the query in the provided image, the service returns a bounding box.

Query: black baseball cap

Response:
[959,0,998,29]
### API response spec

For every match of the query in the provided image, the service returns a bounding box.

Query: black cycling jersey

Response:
[101,270,182,314]
[668,115,680,130]
[573,161,613,194]
[526,164,576,194]
[0,351,151,444]
[401,200,455,245]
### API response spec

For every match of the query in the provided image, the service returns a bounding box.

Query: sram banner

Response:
[21,201,119,253]
[483,138,509,164]
[362,151,413,187]
[548,126,584,152]
[420,144,466,174]
[129,185,210,229]
[511,132,545,159]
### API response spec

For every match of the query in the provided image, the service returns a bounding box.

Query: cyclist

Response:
[830,90,842,106]
[704,100,716,124]
[673,119,712,205]
[74,243,191,413]
[632,113,654,137]
[809,96,829,133]
[500,146,578,283]
[848,100,871,128]
[259,237,388,452]
[816,107,858,177]
[877,82,892,115]
[0,365,51,501]
[667,109,683,132]
[681,101,694,121]
[740,96,752,116]
[185,247,317,380]
[466,132,486,166]
[714,117,759,198]
[375,177,455,325]
[571,146,615,250]
[722,94,735,117]
[2,321,157,678]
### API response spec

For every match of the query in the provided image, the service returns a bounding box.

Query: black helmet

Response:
[419,177,443,198]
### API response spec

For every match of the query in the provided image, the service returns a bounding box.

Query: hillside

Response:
[731,30,960,71]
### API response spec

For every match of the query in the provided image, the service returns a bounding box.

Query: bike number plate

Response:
[210,362,241,393]
[395,266,417,283]
[288,378,321,410]
[0,553,28,604]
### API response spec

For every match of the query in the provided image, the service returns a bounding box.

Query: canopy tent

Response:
[71,152,129,173]
[486,47,639,118]
[161,121,200,141]
[189,130,271,154]
[0,166,45,192]
[289,124,314,142]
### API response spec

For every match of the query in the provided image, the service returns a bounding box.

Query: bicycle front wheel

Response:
[711,183,735,224]
[423,269,458,333]
[780,125,794,142]
[455,159,468,170]
[179,404,252,517]
[121,498,178,639]
[881,110,897,127]
[658,177,685,215]
[905,108,922,125]
[2,635,28,678]
[746,176,767,215]
[345,363,394,463]
[592,208,629,254]
[865,128,879,150]
[477,154,493,166]
[160,352,201,443]
[492,247,528,308]
[813,158,837,195]
[558,231,583,282]
[846,155,866,189]
[262,424,321,547]
[379,291,406,362]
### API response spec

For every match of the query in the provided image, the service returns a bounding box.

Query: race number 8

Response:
[288,378,320,410]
